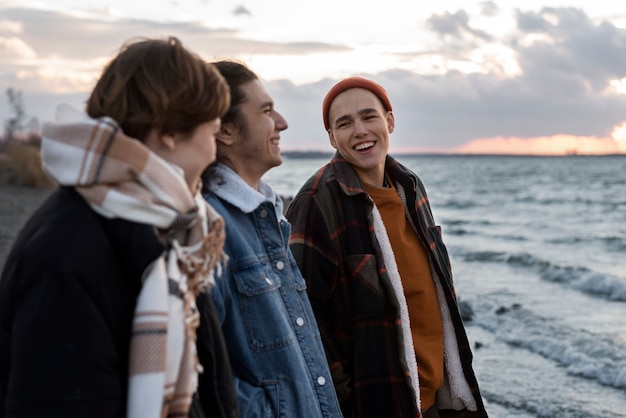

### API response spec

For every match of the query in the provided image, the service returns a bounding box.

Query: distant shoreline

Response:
[281,150,626,159]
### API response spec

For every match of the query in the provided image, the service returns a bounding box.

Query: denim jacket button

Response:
[317,376,326,386]
[264,275,272,285]
[276,261,285,270]
[296,317,304,326]
[259,209,268,218]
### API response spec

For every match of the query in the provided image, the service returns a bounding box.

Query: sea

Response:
[263,154,626,418]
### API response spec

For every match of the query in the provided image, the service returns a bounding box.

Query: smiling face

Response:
[222,79,288,188]
[327,87,395,187]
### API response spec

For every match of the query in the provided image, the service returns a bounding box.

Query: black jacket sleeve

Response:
[193,291,240,418]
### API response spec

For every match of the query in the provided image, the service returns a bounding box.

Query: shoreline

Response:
[0,182,294,271]
[0,181,53,271]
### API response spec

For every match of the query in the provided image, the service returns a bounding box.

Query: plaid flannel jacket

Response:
[286,153,487,418]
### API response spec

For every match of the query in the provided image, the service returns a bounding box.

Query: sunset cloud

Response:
[453,133,626,155]
[0,1,625,155]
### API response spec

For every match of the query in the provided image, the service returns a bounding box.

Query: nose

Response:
[354,119,367,136]
[274,111,288,131]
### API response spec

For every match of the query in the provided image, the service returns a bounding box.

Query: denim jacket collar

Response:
[211,163,284,221]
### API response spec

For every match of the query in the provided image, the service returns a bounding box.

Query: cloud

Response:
[426,10,493,41]
[392,7,626,149]
[271,7,626,152]
[1,4,626,155]
[232,4,252,16]
[480,1,500,18]
[453,134,626,155]
[0,6,342,62]
[514,8,626,90]
[0,36,36,60]
[0,4,346,122]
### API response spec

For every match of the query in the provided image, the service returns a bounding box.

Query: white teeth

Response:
[354,142,375,151]
[270,139,280,145]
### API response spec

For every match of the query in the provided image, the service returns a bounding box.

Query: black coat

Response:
[0,187,238,418]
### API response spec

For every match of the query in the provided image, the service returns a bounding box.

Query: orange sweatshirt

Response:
[365,180,444,410]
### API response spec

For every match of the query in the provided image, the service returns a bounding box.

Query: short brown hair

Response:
[86,36,230,141]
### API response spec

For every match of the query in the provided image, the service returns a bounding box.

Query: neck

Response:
[223,161,261,191]
[355,167,386,189]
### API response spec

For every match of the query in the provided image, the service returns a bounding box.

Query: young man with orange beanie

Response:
[286,77,488,418]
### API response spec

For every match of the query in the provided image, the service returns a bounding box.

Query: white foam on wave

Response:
[474,302,626,391]
[460,249,626,302]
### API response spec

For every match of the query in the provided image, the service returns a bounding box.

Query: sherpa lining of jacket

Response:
[371,192,477,412]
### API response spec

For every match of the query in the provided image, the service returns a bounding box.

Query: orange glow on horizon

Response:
[452,132,626,156]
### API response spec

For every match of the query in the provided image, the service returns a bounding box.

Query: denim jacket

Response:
[203,164,343,418]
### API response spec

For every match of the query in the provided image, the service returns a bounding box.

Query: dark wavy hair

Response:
[201,60,258,192]
[86,36,230,141]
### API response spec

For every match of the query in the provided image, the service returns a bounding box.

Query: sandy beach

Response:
[0,181,53,271]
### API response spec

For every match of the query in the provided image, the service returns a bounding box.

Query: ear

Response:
[386,111,395,134]
[328,130,338,149]
[160,132,177,151]
[216,121,236,146]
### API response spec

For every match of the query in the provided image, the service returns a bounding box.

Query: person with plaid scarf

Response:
[286,77,489,418]
[0,37,238,418]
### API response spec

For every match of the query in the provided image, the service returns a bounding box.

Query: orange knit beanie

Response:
[322,76,392,130]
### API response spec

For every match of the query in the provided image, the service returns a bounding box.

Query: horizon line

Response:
[281,150,626,158]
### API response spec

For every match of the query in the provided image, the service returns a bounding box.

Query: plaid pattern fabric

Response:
[286,152,488,418]
[41,115,226,418]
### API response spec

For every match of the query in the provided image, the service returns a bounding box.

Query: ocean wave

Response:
[545,234,626,252]
[600,235,626,252]
[441,199,477,209]
[476,302,626,391]
[461,251,626,302]
[446,227,469,236]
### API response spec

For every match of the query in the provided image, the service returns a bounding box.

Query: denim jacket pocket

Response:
[233,263,296,352]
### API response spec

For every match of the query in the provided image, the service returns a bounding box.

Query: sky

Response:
[2,0,626,155]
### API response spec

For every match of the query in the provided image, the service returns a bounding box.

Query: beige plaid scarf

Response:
[41,113,226,417]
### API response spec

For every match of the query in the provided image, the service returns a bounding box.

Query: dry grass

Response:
[0,141,56,189]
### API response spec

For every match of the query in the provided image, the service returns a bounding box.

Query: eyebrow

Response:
[259,100,274,110]
[333,107,378,126]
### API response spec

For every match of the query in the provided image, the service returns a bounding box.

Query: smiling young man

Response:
[200,61,342,418]
[286,77,489,418]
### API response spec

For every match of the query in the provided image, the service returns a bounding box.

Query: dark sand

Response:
[0,182,53,271]
[0,182,292,272]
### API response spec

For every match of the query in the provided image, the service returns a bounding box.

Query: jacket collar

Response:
[210,163,284,220]
[329,152,416,196]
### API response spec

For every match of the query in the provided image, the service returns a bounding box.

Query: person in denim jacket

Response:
[200,61,343,418]
[286,77,488,418]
